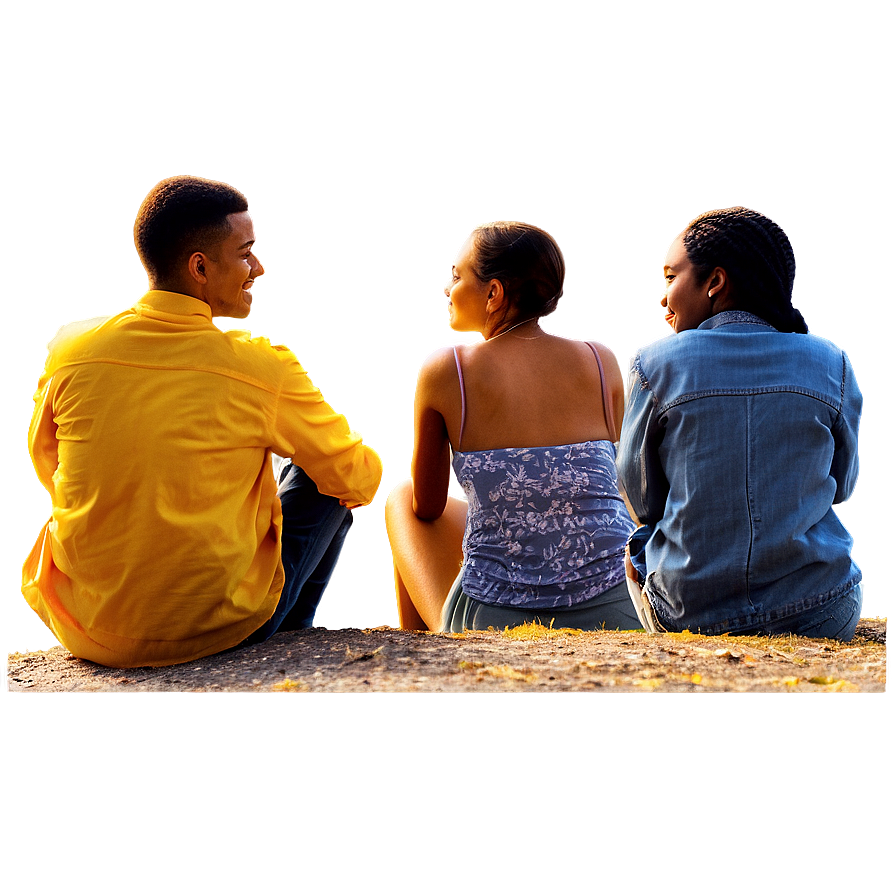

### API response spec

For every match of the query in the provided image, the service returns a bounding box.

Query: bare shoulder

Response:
[552,337,626,401]
[582,339,624,372]
[417,345,459,382]
[415,345,463,405]
[547,335,622,367]
[581,338,619,359]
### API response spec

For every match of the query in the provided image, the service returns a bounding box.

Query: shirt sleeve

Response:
[27,320,104,500]
[616,356,668,528]
[830,350,862,504]
[269,348,382,507]
[27,371,59,500]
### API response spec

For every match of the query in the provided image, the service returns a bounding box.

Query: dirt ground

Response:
[6,617,886,693]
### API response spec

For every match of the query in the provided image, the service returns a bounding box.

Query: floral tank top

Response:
[452,442,634,609]
[450,342,634,610]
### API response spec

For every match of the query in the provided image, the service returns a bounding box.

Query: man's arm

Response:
[28,374,59,499]
[271,349,382,508]
[27,320,109,499]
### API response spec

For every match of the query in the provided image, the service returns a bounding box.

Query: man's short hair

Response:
[134,176,249,284]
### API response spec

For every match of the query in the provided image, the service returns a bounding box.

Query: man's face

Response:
[202,212,264,318]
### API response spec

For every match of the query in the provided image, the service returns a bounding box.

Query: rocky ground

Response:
[6,617,886,693]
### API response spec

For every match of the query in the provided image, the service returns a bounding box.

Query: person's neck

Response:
[149,279,202,301]
[484,317,542,341]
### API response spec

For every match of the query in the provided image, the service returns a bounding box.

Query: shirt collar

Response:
[698,310,775,331]
[137,290,214,321]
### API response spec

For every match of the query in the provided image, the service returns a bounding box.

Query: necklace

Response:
[486,317,541,341]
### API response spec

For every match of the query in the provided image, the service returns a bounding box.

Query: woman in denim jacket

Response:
[617,208,863,641]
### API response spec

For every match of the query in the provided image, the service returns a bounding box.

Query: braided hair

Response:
[471,222,565,327]
[683,207,808,334]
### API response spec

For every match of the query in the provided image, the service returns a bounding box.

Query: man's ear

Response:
[707,266,729,306]
[188,252,209,285]
[486,279,506,315]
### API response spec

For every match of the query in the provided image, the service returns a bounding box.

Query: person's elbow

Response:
[832,456,860,505]
[322,444,383,509]
[352,448,384,507]
[412,490,447,521]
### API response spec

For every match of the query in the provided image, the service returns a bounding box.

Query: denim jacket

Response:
[617,311,862,635]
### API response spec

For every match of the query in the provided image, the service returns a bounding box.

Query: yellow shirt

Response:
[23,291,382,667]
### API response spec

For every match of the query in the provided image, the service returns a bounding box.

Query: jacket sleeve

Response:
[616,356,668,527]
[270,348,382,507]
[830,350,862,504]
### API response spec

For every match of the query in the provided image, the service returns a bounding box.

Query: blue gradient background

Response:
[3,4,889,892]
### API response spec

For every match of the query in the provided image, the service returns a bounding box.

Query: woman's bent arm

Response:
[410,349,457,520]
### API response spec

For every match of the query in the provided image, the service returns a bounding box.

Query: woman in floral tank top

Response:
[385,222,639,632]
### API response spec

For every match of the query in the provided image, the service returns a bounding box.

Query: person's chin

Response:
[235,292,253,318]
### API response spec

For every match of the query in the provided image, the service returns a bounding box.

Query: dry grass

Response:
[8,618,885,692]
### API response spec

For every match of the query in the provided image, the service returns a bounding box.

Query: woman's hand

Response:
[624,544,639,586]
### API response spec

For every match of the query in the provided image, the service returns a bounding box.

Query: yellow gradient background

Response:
[3,3,889,893]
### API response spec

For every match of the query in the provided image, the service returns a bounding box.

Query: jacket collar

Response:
[699,310,775,331]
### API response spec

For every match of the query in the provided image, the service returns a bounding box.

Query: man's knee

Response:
[277,462,316,499]
[278,465,350,542]
[334,506,354,540]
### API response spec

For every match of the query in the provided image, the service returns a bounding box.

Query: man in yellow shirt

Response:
[22,176,383,667]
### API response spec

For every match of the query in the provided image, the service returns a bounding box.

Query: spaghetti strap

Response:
[453,346,467,450]
[585,341,617,440]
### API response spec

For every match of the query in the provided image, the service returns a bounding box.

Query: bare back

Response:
[442,334,624,452]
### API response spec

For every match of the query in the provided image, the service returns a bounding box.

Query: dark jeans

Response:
[244,463,352,644]
[751,583,863,642]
